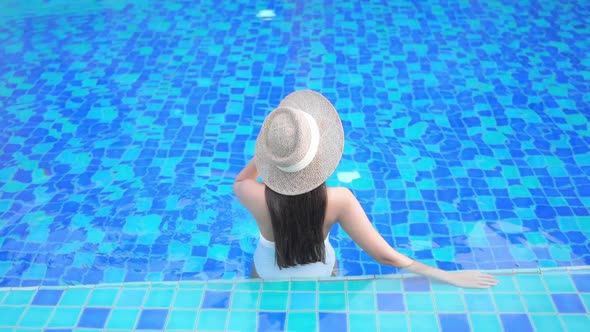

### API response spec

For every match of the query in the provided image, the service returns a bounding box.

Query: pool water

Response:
[0,0,589,289]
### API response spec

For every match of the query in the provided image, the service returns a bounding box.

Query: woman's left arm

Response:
[233,158,265,214]
[234,158,259,183]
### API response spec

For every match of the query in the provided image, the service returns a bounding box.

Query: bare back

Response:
[234,179,343,241]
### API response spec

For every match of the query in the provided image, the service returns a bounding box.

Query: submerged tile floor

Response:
[0,267,588,331]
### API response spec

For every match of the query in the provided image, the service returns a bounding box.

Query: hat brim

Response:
[255,90,344,196]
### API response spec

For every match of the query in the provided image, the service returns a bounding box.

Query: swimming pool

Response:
[0,0,589,290]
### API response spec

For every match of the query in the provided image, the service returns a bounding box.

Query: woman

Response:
[233,90,498,288]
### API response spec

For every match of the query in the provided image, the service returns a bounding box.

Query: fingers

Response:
[469,272,499,288]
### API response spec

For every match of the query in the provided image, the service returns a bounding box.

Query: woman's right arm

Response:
[335,187,497,289]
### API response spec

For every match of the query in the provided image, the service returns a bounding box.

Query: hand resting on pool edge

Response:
[233,90,498,289]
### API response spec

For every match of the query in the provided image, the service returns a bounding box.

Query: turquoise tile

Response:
[405,293,434,312]
[544,274,577,292]
[227,311,257,331]
[289,292,316,310]
[291,281,317,292]
[490,276,518,292]
[0,291,7,303]
[0,306,25,325]
[87,288,119,306]
[166,310,198,330]
[349,292,376,311]
[233,281,262,291]
[349,313,377,331]
[231,291,260,310]
[493,293,525,312]
[529,314,564,332]
[347,279,374,292]
[173,290,203,308]
[522,294,557,313]
[106,308,140,329]
[319,280,346,291]
[263,281,290,291]
[433,293,465,312]
[3,290,35,305]
[197,310,227,331]
[318,292,346,311]
[464,293,495,312]
[515,274,547,292]
[59,288,91,306]
[144,289,175,307]
[469,314,502,332]
[378,313,408,332]
[561,315,590,332]
[375,279,402,292]
[286,312,317,331]
[409,313,439,332]
[19,307,54,328]
[580,294,590,311]
[47,307,81,328]
[259,291,288,310]
[116,289,146,307]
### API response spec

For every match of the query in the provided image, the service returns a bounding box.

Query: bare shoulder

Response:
[233,179,266,215]
[327,186,353,202]
[326,186,354,221]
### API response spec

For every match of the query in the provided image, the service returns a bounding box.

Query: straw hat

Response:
[255,90,344,196]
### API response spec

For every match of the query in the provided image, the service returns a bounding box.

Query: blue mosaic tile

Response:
[439,314,470,332]
[32,289,63,306]
[500,314,534,332]
[319,312,347,332]
[402,278,430,292]
[377,293,405,312]
[201,291,231,309]
[258,312,286,332]
[571,274,590,292]
[136,309,168,330]
[551,293,586,313]
[77,308,110,329]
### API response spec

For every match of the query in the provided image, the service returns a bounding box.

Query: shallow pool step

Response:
[0,266,589,331]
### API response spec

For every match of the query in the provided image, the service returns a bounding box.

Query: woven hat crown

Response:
[263,107,315,171]
[255,90,344,196]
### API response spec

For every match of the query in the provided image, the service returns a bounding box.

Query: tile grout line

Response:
[160,279,181,330]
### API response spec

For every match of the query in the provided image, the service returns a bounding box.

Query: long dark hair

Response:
[265,183,327,269]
